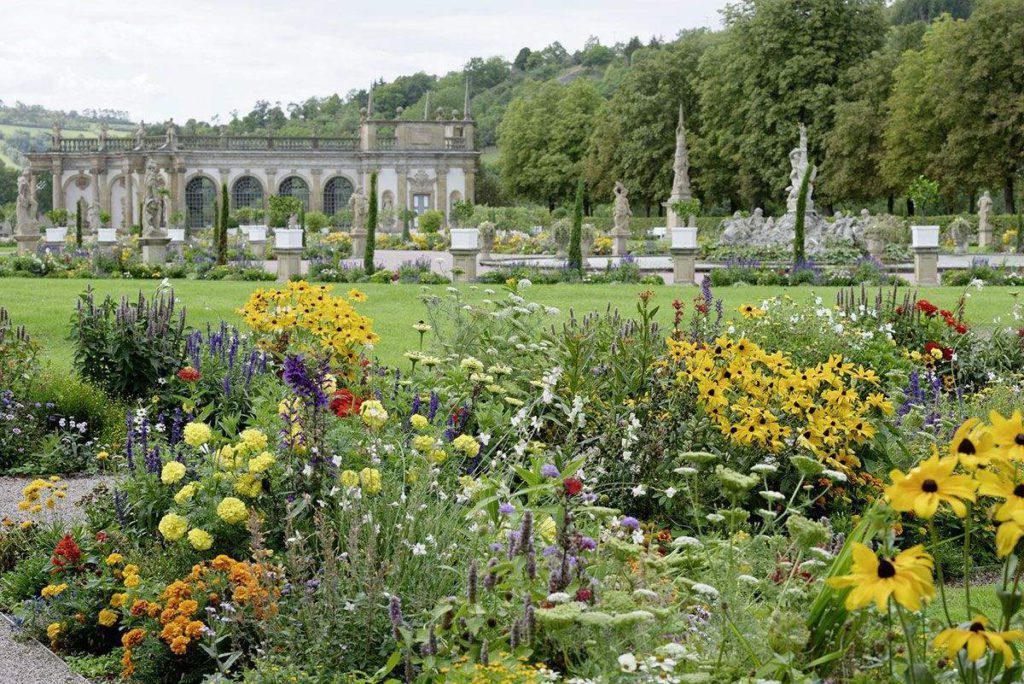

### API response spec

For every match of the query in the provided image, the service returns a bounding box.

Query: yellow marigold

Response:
[360,400,389,429]
[452,434,480,457]
[410,414,429,430]
[46,622,63,641]
[123,564,140,576]
[124,574,140,589]
[234,473,263,498]
[110,593,127,608]
[98,609,118,627]
[170,635,190,655]
[182,422,213,447]
[360,467,382,495]
[216,497,247,524]
[41,583,68,599]
[122,628,146,648]
[247,452,275,474]
[161,461,186,485]
[340,469,360,488]
[238,428,268,452]
[174,483,198,504]
[158,513,188,541]
[188,529,214,551]
[430,449,448,464]
[412,435,435,453]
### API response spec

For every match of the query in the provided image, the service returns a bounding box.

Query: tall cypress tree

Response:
[364,172,378,273]
[217,183,229,265]
[568,179,584,274]
[75,201,83,247]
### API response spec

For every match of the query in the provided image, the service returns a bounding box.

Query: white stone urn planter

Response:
[670,226,698,250]
[45,227,68,243]
[911,225,940,249]
[241,225,267,242]
[167,228,186,244]
[275,228,304,250]
[450,228,480,251]
[97,228,118,244]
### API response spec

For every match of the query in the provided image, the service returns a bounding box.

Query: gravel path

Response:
[1,475,114,684]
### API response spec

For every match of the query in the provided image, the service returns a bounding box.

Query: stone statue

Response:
[612,181,632,235]
[949,216,971,255]
[51,122,62,150]
[785,123,816,214]
[348,186,368,231]
[978,191,993,248]
[15,169,37,234]
[287,213,300,229]
[87,201,102,234]
[134,121,146,149]
[98,123,109,150]
[164,119,178,149]
[142,160,167,235]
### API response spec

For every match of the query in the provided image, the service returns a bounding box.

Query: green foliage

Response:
[364,172,377,273]
[304,210,328,232]
[568,179,584,273]
[74,206,82,247]
[46,208,69,227]
[889,0,972,25]
[267,194,303,228]
[449,200,474,227]
[71,287,187,399]
[417,209,443,234]
[907,175,940,218]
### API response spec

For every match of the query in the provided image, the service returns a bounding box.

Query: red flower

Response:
[95,531,108,542]
[955,323,968,334]
[1018,328,1024,338]
[177,366,201,382]
[895,306,905,315]
[575,587,593,603]
[915,299,938,317]
[923,341,953,360]
[52,534,81,571]
[330,389,363,418]
[563,478,583,497]
[939,309,953,320]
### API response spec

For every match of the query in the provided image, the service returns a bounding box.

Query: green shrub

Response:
[418,209,443,234]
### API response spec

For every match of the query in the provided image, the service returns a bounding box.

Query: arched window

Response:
[278,176,310,210]
[323,176,354,216]
[232,176,264,210]
[185,176,217,228]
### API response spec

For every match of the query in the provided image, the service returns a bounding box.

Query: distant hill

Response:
[0,102,133,168]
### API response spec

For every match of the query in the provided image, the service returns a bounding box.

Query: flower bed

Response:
[2,279,1024,681]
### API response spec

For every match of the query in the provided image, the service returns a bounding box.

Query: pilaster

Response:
[309,169,323,212]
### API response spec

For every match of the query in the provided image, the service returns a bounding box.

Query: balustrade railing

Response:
[444,137,467,150]
[54,134,464,154]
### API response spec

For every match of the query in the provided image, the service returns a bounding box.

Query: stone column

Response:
[51,160,64,211]
[275,248,302,281]
[913,247,939,286]
[265,169,277,210]
[175,164,187,216]
[396,167,408,214]
[309,169,323,213]
[436,166,448,225]
[464,166,476,204]
[123,164,134,230]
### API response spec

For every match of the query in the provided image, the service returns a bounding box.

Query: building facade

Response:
[26,110,478,232]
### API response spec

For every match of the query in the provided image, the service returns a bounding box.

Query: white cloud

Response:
[1,0,727,121]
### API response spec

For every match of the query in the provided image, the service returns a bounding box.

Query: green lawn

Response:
[0,279,1018,372]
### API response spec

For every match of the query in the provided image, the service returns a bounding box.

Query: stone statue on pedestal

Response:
[99,123,109,151]
[88,202,102,235]
[611,181,632,257]
[51,122,62,150]
[785,123,816,214]
[978,191,993,248]
[665,104,692,229]
[134,121,146,150]
[142,160,167,236]
[15,169,40,255]
[164,119,178,149]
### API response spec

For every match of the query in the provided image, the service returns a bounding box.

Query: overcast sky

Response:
[1,0,729,123]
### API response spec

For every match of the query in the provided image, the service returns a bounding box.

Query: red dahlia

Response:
[915,300,938,316]
[563,478,583,496]
[52,534,81,570]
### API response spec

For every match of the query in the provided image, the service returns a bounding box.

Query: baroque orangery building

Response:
[26,97,478,232]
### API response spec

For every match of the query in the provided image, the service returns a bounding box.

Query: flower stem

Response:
[930,521,954,627]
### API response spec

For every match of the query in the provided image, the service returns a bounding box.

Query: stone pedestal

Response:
[249,240,267,259]
[15,234,40,256]
[450,248,479,283]
[140,234,171,265]
[275,248,303,282]
[350,228,367,261]
[979,227,993,250]
[913,247,939,286]
[671,247,697,285]
[611,230,629,257]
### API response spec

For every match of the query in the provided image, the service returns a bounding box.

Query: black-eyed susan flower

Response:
[949,418,995,468]
[976,463,1024,521]
[934,616,1024,664]
[885,451,977,518]
[995,516,1024,558]
[990,410,1024,461]
[826,542,934,611]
